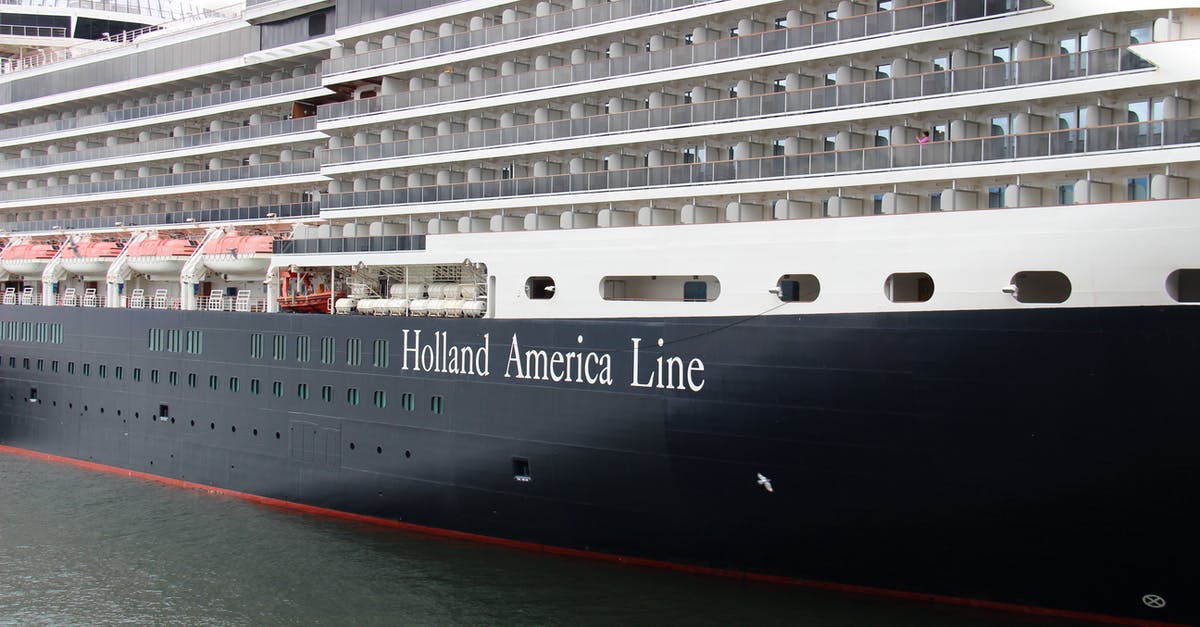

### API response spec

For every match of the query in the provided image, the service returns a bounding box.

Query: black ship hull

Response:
[0,304,1194,625]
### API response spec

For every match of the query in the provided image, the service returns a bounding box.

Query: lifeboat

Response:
[125,237,197,275]
[202,235,273,275]
[278,290,344,314]
[59,240,122,277]
[0,242,56,276]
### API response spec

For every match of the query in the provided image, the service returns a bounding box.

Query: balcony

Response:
[323,0,709,76]
[322,116,1200,210]
[322,47,1147,167]
[0,74,321,143]
[0,201,318,234]
[318,0,1045,122]
[0,158,319,203]
[1,117,318,172]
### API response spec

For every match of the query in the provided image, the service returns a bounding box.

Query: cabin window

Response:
[885,273,934,302]
[346,338,362,366]
[374,390,386,408]
[1167,269,1200,302]
[150,369,159,383]
[28,387,37,403]
[273,381,284,397]
[1010,271,1071,303]
[133,367,141,381]
[167,329,181,353]
[525,277,556,299]
[431,395,444,414]
[296,336,310,362]
[320,336,335,364]
[512,457,531,482]
[347,388,360,405]
[158,404,169,420]
[250,333,263,359]
[776,275,820,302]
[373,340,389,368]
[250,379,261,395]
[307,12,326,37]
[229,377,240,392]
[168,371,178,385]
[53,360,60,373]
[188,373,196,387]
[298,383,309,399]
[321,385,333,402]
[401,393,414,411]
[115,365,123,380]
[98,364,105,378]
[209,375,219,390]
[186,330,203,354]
[66,360,73,374]
[27,358,34,371]
[601,275,720,302]
[273,335,286,360]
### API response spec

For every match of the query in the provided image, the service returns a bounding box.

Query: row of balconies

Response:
[318,0,1044,122]
[320,46,1150,167]
[319,114,1200,211]
[0,115,315,171]
[324,91,1190,177]
[308,170,1193,238]
[0,155,319,203]
[324,0,713,76]
[0,70,321,144]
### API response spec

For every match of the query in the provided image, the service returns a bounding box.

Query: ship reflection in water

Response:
[0,453,1093,626]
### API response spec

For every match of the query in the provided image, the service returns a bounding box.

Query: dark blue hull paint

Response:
[0,304,1195,624]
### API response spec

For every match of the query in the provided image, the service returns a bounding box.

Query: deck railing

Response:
[319,0,1046,121]
[323,116,1200,210]
[322,46,1146,166]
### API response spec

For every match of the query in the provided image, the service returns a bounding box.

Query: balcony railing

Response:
[323,46,1146,166]
[1,117,317,171]
[0,201,318,234]
[318,0,1046,122]
[323,0,710,76]
[322,116,1200,210]
[273,234,427,254]
[0,0,209,20]
[0,159,319,202]
[0,74,320,142]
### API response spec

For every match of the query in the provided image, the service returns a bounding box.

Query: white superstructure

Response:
[0,0,1194,318]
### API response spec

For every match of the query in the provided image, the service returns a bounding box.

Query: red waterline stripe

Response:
[0,443,1182,627]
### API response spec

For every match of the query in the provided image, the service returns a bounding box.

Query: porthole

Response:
[376,446,382,454]
[525,276,556,299]
[1166,269,1200,302]
[210,422,215,430]
[1009,271,1071,304]
[190,419,195,427]
[275,431,281,439]
[405,449,412,458]
[231,425,236,433]
[776,274,820,302]
[349,442,356,450]
[253,428,259,436]
[885,272,934,303]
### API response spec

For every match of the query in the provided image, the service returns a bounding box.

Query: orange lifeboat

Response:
[126,237,197,275]
[59,240,122,277]
[0,242,56,276]
[202,234,273,275]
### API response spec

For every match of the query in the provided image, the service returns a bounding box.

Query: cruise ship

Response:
[0,0,1195,623]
